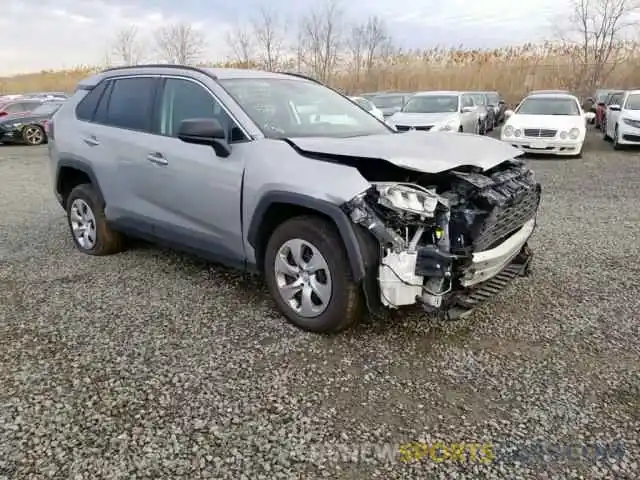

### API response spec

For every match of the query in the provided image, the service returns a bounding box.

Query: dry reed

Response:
[2,43,639,103]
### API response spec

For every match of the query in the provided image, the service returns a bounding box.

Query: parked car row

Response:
[599,89,640,149]
[351,90,507,136]
[0,92,68,145]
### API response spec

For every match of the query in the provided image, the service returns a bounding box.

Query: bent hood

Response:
[287,132,524,173]
[389,112,458,126]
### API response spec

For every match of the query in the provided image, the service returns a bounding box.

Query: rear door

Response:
[82,76,160,229]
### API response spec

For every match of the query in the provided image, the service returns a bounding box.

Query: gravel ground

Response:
[1,131,639,480]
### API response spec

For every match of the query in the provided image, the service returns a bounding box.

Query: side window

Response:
[157,78,246,142]
[104,77,156,132]
[461,96,473,108]
[75,81,108,122]
[612,94,623,106]
[5,103,25,114]
[93,81,113,124]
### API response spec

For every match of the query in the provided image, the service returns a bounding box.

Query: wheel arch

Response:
[247,191,368,283]
[56,159,103,208]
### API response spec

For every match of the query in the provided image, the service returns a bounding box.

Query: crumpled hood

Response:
[287,131,524,173]
[388,112,458,126]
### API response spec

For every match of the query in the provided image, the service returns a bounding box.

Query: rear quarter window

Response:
[103,77,157,132]
[75,81,109,122]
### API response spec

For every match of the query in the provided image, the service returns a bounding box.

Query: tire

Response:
[602,121,610,141]
[263,215,363,333]
[66,183,126,255]
[613,125,622,150]
[458,126,464,133]
[22,124,45,145]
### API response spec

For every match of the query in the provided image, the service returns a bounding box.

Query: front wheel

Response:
[263,216,363,333]
[612,125,622,150]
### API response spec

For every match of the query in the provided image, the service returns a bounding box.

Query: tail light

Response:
[0,111,7,117]
[42,120,49,134]
[47,119,55,140]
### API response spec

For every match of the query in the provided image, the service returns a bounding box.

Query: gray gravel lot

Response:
[1,132,639,479]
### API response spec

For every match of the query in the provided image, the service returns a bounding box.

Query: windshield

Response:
[219,78,391,138]
[516,97,580,116]
[486,93,500,105]
[624,94,640,110]
[596,90,613,102]
[402,95,459,113]
[469,94,486,105]
[352,97,372,111]
[30,102,63,115]
[373,95,405,108]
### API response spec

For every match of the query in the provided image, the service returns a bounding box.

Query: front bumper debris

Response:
[460,217,535,287]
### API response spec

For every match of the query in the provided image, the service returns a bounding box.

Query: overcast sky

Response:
[1,0,566,75]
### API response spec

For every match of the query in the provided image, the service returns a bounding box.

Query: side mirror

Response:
[504,110,514,118]
[461,106,474,113]
[177,118,231,157]
[609,104,621,111]
[499,100,505,105]
[584,112,596,121]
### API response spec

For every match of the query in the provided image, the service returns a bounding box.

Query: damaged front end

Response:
[342,157,541,319]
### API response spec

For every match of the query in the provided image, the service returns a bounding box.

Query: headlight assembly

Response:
[622,117,640,128]
[569,128,580,139]
[503,125,514,136]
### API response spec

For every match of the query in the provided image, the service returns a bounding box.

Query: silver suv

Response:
[48,65,541,333]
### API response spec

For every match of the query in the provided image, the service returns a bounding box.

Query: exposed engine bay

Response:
[342,157,541,318]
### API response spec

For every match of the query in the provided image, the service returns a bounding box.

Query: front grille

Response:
[472,186,540,251]
[395,125,432,132]
[524,128,556,138]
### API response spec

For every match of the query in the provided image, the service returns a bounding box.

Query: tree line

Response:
[105,0,640,93]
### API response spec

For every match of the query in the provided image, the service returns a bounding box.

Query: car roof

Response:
[414,90,461,96]
[528,89,571,95]
[523,93,579,101]
[77,65,321,90]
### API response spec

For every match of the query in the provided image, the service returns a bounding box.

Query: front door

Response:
[130,76,248,265]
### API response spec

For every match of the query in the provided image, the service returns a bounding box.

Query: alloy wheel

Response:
[69,199,97,249]
[273,238,332,317]
[24,126,44,145]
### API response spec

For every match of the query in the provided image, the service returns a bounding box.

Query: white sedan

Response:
[500,93,588,157]
[349,96,385,121]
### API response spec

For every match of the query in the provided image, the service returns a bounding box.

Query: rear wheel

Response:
[263,216,363,333]
[66,184,126,255]
[22,125,45,145]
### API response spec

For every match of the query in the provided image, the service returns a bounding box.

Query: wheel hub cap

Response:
[273,238,332,318]
[69,199,97,249]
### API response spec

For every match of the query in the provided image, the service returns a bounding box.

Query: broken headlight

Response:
[373,183,444,217]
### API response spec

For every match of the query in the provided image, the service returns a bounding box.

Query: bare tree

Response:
[298,0,344,82]
[111,26,146,66]
[155,23,206,64]
[560,0,640,92]
[224,23,255,67]
[251,8,285,71]
[346,24,366,85]
[362,16,391,73]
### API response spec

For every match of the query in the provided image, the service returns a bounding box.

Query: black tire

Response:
[602,121,610,141]
[22,124,45,146]
[458,126,464,133]
[613,125,622,150]
[263,215,363,333]
[65,183,126,255]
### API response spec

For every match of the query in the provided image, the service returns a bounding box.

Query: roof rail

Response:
[100,64,216,78]
[275,71,322,84]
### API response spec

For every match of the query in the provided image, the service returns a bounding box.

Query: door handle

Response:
[83,136,100,146]
[147,152,168,165]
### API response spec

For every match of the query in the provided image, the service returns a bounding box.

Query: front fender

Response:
[247,191,367,282]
